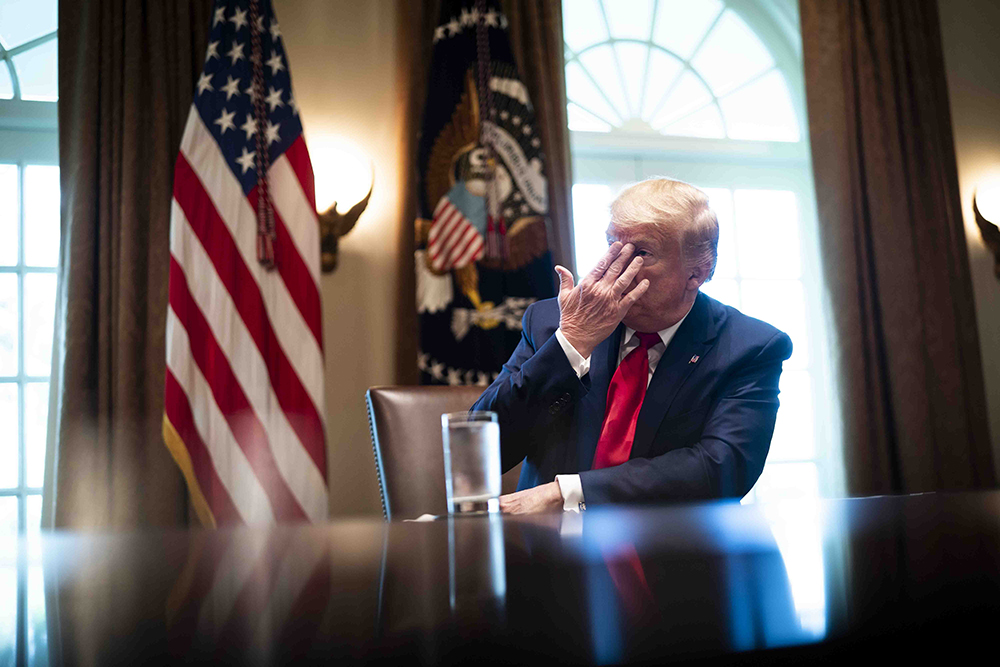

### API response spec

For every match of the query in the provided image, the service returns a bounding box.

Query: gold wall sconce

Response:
[973,182,1000,280]
[311,137,374,273]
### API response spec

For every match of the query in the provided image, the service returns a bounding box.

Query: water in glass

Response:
[442,413,501,514]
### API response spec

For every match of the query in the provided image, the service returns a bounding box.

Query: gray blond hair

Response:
[609,178,719,281]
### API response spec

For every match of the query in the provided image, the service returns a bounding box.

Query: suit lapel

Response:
[576,323,624,472]
[631,293,718,460]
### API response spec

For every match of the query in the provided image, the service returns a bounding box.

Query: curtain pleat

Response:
[394,0,441,385]
[502,0,576,275]
[800,0,994,495]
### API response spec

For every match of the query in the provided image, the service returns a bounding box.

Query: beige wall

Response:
[277,0,404,517]
[938,0,1000,479]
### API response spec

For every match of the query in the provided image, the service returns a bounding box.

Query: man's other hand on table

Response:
[499,482,563,514]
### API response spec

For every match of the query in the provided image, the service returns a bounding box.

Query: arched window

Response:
[0,1,58,101]
[564,0,839,505]
[0,0,57,662]
[564,0,801,141]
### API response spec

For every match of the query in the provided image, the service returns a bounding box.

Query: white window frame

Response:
[1,27,58,667]
[565,0,843,501]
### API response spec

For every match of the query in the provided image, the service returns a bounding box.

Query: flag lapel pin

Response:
[689,355,700,364]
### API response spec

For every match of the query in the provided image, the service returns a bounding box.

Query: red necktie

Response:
[592,332,661,469]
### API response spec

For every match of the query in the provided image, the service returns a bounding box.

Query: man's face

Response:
[606,220,692,333]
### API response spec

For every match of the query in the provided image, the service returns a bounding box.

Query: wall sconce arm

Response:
[318,181,373,273]
[973,193,1000,280]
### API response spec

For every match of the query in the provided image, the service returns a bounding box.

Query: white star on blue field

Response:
[197,0,302,196]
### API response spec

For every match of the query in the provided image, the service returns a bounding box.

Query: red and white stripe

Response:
[165,109,328,524]
[427,196,485,272]
[165,530,331,655]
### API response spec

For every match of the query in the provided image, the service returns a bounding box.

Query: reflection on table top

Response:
[16,491,1000,664]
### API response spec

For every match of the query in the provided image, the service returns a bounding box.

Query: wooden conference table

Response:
[28,491,1000,664]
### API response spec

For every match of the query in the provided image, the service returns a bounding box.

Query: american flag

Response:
[163,0,327,525]
[427,196,486,272]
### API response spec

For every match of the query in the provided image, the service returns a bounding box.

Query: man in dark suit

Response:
[472,178,792,513]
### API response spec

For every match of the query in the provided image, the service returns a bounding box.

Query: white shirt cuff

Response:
[555,328,591,378]
[555,474,586,512]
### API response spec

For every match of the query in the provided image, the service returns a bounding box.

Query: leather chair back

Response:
[366,385,522,520]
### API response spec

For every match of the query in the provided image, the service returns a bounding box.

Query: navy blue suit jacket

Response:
[472,291,792,504]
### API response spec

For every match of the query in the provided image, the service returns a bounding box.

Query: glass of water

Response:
[441,411,501,514]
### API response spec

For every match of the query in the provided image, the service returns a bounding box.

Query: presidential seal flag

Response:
[164,0,328,525]
[416,0,557,386]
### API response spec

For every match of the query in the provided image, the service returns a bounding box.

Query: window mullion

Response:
[637,0,658,116]
[18,161,26,504]
[15,158,27,667]
[567,96,619,130]
[4,31,58,60]
[682,5,726,68]
[3,55,20,100]
[717,64,777,102]
[608,44,634,119]
[573,59,625,126]
[641,65,687,128]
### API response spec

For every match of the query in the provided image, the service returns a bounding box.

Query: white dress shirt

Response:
[552,309,691,511]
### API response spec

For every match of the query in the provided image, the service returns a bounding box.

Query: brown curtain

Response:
[46,0,213,529]
[394,0,441,385]
[503,0,576,276]
[800,0,995,495]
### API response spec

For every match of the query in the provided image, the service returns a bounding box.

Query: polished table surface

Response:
[24,491,1000,664]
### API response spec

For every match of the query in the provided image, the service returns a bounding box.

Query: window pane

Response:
[659,103,724,139]
[578,45,630,121]
[741,280,809,369]
[733,189,801,279]
[0,497,15,666]
[640,49,683,121]
[0,165,17,266]
[567,102,612,133]
[604,0,654,40]
[0,274,17,376]
[753,461,819,503]
[701,187,736,279]
[690,10,774,97]
[571,183,613,276]
[23,273,55,376]
[769,370,815,462]
[562,0,608,53]
[25,382,48,488]
[720,70,800,142]
[0,0,57,50]
[614,42,648,119]
[648,70,712,130]
[23,165,60,267]
[11,39,58,101]
[26,495,41,557]
[566,60,622,126]
[26,496,47,665]
[0,65,12,99]
[0,496,16,551]
[28,563,47,666]
[700,278,738,308]
[651,0,724,60]
[0,383,16,489]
